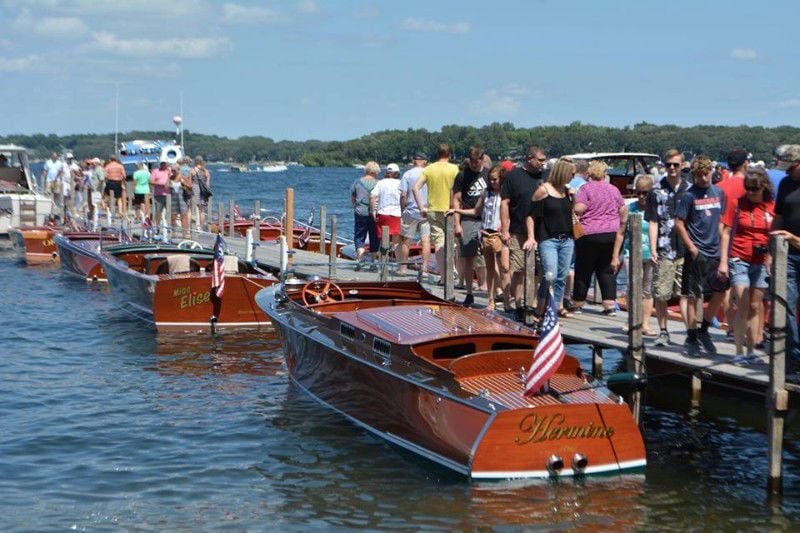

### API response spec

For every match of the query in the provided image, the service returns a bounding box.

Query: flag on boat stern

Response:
[297,210,315,248]
[212,234,226,298]
[523,287,566,396]
[233,204,242,220]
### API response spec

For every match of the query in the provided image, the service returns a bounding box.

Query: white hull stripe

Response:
[471,459,647,479]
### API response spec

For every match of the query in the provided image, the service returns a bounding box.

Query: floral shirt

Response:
[644,176,688,260]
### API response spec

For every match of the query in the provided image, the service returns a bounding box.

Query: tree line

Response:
[3,121,799,166]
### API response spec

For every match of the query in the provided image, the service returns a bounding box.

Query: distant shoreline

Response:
[4,122,799,166]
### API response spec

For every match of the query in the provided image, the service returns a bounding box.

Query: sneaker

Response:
[697,329,717,354]
[684,339,701,357]
[370,263,379,273]
[601,308,617,317]
[654,331,671,347]
[462,294,474,308]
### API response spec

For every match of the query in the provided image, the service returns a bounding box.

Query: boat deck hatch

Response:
[335,305,526,345]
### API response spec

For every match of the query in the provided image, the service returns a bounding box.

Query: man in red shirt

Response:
[104,156,127,215]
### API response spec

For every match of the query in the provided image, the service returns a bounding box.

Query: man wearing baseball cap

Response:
[771,145,800,371]
[398,153,430,275]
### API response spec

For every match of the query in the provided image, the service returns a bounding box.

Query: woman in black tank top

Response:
[526,159,575,317]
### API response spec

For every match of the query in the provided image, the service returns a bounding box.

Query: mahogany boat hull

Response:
[102,244,276,331]
[54,233,107,281]
[258,282,646,479]
[8,226,58,265]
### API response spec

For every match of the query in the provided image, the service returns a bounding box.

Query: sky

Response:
[1,0,798,141]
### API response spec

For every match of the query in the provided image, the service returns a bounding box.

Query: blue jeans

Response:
[787,253,800,363]
[538,236,574,307]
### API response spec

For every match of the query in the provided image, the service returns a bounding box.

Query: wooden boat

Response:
[8,225,59,265]
[101,241,278,332]
[215,216,348,257]
[54,231,121,281]
[256,279,646,479]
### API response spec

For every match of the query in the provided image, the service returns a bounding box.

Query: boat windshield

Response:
[0,150,31,192]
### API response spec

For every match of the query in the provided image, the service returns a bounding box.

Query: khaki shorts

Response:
[508,233,529,273]
[400,212,430,239]
[428,211,446,249]
[653,256,684,301]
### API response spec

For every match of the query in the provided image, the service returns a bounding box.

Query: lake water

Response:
[2,166,799,530]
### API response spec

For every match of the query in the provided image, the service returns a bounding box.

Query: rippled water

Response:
[2,167,799,530]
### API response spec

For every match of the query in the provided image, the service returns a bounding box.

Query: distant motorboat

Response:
[229,164,250,173]
[258,163,288,173]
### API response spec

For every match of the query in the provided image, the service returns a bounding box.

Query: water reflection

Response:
[147,330,285,378]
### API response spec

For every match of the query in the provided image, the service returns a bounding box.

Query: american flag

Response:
[297,210,315,249]
[523,287,566,397]
[233,204,242,220]
[211,234,226,298]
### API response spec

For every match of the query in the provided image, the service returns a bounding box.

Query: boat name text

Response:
[173,286,211,308]
[515,413,614,445]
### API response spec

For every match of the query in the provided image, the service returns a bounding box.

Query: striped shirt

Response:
[482,189,502,231]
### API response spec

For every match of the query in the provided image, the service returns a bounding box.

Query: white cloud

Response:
[471,84,530,116]
[401,17,470,34]
[731,48,757,61]
[0,54,43,72]
[775,98,800,109]
[36,16,88,38]
[296,0,319,14]
[221,2,284,24]
[85,32,233,59]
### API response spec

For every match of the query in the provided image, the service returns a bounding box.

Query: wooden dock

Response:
[197,227,798,396]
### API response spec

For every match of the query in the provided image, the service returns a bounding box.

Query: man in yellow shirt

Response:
[413,143,459,282]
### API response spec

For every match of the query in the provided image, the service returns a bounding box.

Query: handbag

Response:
[197,177,212,201]
[572,212,586,240]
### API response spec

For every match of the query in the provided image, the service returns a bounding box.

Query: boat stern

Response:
[469,403,646,480]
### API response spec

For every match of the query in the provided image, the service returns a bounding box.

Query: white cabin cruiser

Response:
[0,145,54,239]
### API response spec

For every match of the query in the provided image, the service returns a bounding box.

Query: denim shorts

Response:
[729,257,769,289]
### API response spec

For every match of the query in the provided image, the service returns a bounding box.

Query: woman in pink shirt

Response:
[571,161,628,314]
[149,160,171,226]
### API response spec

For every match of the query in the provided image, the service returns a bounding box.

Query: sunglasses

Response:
[665,162,681,168]
[636,190,651,196]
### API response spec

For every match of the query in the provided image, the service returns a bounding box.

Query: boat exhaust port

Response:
[546,455,564,475]
[572,453,588,472]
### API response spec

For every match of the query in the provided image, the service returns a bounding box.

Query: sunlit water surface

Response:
[1,167,799,530]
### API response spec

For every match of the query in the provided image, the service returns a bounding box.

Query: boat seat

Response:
[223,255,240,274]
[159,254,200,274]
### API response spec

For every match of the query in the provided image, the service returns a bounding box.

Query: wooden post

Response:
[767,235,789,493]
[627,212,644,423]
[228,199,236,238]
[329,215,337,278]
[444,214,455,301]
[380,225,390,282]
[165,191,172,234]
[592,346,604,379]
[253,200,261,242]
[319,205,327,256]
[286,188,295,253]
[690,373,702,407]
[218,202,225,235]
[523,250,535,326]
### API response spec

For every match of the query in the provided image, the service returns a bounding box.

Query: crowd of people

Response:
[40,153,212,236]
[350,142,800,372]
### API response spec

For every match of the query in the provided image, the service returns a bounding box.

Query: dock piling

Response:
[627,212,645,422]
[329,215,337,278]
[319,206,327,256]
[218,202,225,235]
[286,188,294,256]
[228,199,236,238]
[767,234,789,493]
[253,200,261,241]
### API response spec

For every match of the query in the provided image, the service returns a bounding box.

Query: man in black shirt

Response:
[501,145,546,319]
[771,144,800,369]
[452,147,488,307]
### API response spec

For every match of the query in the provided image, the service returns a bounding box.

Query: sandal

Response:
[558,309,573,319]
